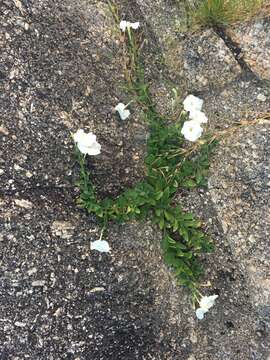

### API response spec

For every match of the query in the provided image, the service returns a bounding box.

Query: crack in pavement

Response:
[214,26,258,80]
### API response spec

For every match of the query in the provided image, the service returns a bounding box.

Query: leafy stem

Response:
[75,26,217,300]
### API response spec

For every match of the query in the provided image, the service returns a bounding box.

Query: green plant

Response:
[188,0,265,27]
[75,25,217,301]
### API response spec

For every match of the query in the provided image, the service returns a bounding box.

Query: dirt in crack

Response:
[214,26,257,79]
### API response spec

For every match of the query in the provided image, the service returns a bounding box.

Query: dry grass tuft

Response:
[187,0,270,27]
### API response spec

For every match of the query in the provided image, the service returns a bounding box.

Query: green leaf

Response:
[185,220,201,228]
[164,210,174,222]
[179,227,189,241]
[155,191,164,200]
[155,209,163,217]
[158,217,165,230]
[172,219,178,232]
[182,179,197,188]
[163,187,170,200]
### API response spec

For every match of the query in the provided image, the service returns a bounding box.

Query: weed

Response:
[75,25,217,302]
[187,0,266,27]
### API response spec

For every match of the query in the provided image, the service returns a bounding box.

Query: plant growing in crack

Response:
[185,0,266,27]
[72,6,270,317]
[72,11,270,317]
[72,20,222,318]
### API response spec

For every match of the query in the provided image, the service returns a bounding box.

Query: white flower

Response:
[196,295,218,320]
[120,20,140,32]
[115,102,130,120]
[183,94,203,113]
[189,110,208,124]
[181,120,203,142]
[73,129,101,155]
[90,240,111,253]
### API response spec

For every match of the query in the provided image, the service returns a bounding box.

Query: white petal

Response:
[119,20,127,32]
[200,295,218,310]
[119,20,140,32]
[115,103,130,120]
[183,95,203,112]
[90,240,111,253]
[73,129,85,143]
[131,22,140,29]
[115,103,126,112]
[86,142,101,156]
[74,130,101,155]
[84,132,96,145]
[196,308,206,320]
[77,143,89,155]
[189,110,208,124]
[181,120,203,142]
[78,132,96,147]
[119,109,130,120]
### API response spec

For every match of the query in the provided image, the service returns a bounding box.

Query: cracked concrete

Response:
[0,0,270,359]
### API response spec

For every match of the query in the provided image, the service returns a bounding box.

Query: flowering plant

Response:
[73,129,101,156]
[73,20,217,309]
[181,94,208,142]
[196,294,218,320]
[114,102,131,120]
[119,20,140,32]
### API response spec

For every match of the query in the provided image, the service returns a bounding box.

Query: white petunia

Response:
[181,120,203,142]
[189,110,208,124]
[196,295,218,320]
[183,94,203,113]
[90,240,111,253]
[195,308,206,320]
[115,102,130,120]
[120,20,140,32]
[73,129,101,156]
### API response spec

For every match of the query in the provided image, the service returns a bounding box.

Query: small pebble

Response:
[25,171,33,178]
[0,126,9,135]
[89,287,105,293]
[28,268,37,276]
[14,321,26,328]
[257,93,266,102]
[14,199,33,209]
[32,280,45,287]
[14,164,22,171]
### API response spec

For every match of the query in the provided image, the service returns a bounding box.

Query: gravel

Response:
[0,0,270,359]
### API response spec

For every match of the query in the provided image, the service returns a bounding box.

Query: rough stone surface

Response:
[136,0,241,91]
[0,194,191,359]
[202,77,270,127]
[0,0,147,199]
[227,18,270,80]
[209,124,270,310]
[1,0,270,359]
[175,29,241,91]
[175,184,270,360]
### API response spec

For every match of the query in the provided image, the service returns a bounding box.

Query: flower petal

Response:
[115,103,126,112]
[73,129,101,156]
[84,133,96,145]
[189,110,208,124]
[120,109,130,120]
[115,103,130,120]
[86,143,101,155]
[119,20,127,32]
[181,120,203,142]
[183,94,203,112]
[131,22,140,29]
[196,308,206,320]
[119,20,140,32]
[90,240,111,253]
[200,295,219,310]
[73,129,85,143]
